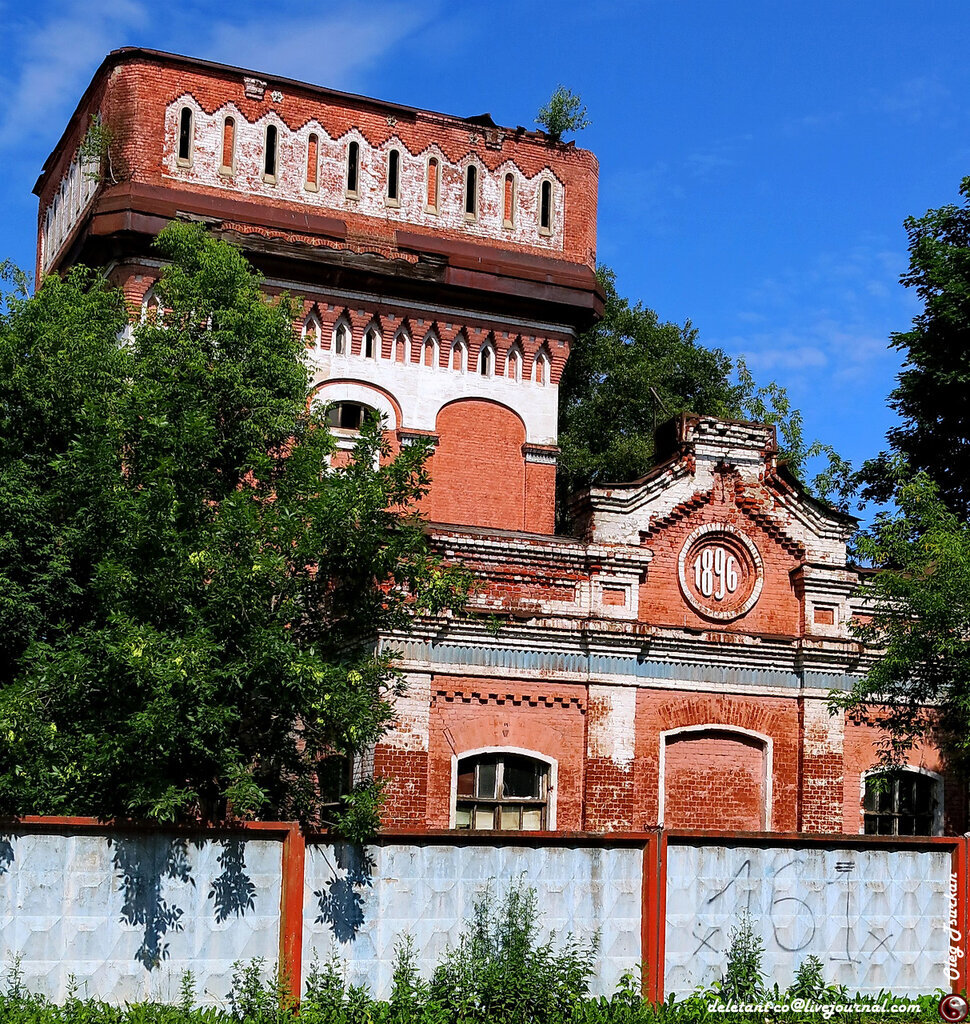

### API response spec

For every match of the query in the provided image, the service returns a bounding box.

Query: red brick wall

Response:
[373,748,429,829]
[663,730,766,830]
[636,691,800,832]
[425,400,527,531]
[639,494,803,636]
[40,55,598,269]
[425,679,587,830]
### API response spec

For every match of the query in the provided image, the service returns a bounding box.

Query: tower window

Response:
[539,180,553,233]
[326,402,372,431]
[346,141,359,195]
[455,752,550,831]
[220,116,235,175]
[426,157,440,212]
[465,165,478,219]
[177,107,193,165]
[479,345,492,376]
[503,173,515,228]
[387,149,400,203]
[333,322,349,355]
[364,328,378,359]
[864,770,940,835]
[263,124,278,181]
[306,133,319,189]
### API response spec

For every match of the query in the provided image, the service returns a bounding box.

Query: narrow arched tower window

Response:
[503,173,515,227]
[364,328,377,359]
[387,149,400,203]
[426,158,440,211]
[177,107,193,164]
[220,116,235,174]
[346,141,359,195]
[539,180,553,233]
[306,133,319,189]
[264,124,278,181]
[479,345,492,376]
[465,165,478,219]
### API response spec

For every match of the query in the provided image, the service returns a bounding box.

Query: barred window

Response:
[864,770,939,835]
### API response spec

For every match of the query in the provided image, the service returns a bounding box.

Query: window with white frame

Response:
[326,401,374,432]
[455,752,550,831]
[538,179,553,234]
[863,769,941,835]
[263,124,278,183]
[346,141,360,196]
[332,320,351,355]
[177,107,194,165]
[363,325,380,359]
[387,148,401,205]
[220,116,236,175]
[464,164,479,220]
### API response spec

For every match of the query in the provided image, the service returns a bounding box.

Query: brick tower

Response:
[35,47,602,535]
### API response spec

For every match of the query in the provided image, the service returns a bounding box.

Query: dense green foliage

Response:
[861,175,970,520]
[556,269,849,522]
[535,86,591,142]
[833,470,970,772]
[0,223,469,830]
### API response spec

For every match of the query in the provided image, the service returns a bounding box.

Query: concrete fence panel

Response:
[664,838,953,998]
[301,838,644,997]
[0,825,284,1005]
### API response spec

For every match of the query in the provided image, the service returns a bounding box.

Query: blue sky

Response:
[2,0,969,508]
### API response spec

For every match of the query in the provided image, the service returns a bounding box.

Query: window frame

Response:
[346,140,360,198]
[538,178,554,235]
[861,767,943,836]
[305,132,320,192]
[263,122,279,184]
[219,115,236,177]
[386,148,401,206]
[464,164,479,221]
[503,172,516,229]
[450,747,557,831]
[177,106,194,167]
[426,156,441,214]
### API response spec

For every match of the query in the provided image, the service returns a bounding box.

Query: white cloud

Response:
[0,0,148,148]
[203,3,437,93]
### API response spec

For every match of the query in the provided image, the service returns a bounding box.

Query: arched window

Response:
[464,165,478,219]
[302,313,321,349]
[346,140,359,195]
[426,157,440,212]
[141,286,163,324]
[306,133,319,189]
[177,106,193,165]
[479,341,494,377]
[455,751,551,831]
[220,116,235,174]
[263,124,278,182]
[332,319,350,355]
[503,173,515,228]
[422,332,440,367]
[451,336,467,372]
[326,401,373,431]
[864,769,941,836]
[387,148,400,204]
[506,345,522,380]
[533,349,550,385]
[394,329,410,363]
[539,179,553,233]
[363,325,379,359]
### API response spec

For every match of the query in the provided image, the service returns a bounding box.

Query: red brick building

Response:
[35,48,961,838]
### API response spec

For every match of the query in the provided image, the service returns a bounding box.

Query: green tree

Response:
[535,85,590,143]
[833,468,970,774]
[557,269,853,523]
[0,222,468,831]
[861,175,970,520]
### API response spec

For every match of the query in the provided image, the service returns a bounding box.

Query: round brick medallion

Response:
[677,523,764,621]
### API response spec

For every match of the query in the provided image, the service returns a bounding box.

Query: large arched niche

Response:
[660,725,771,831]
[426,398,526,530]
